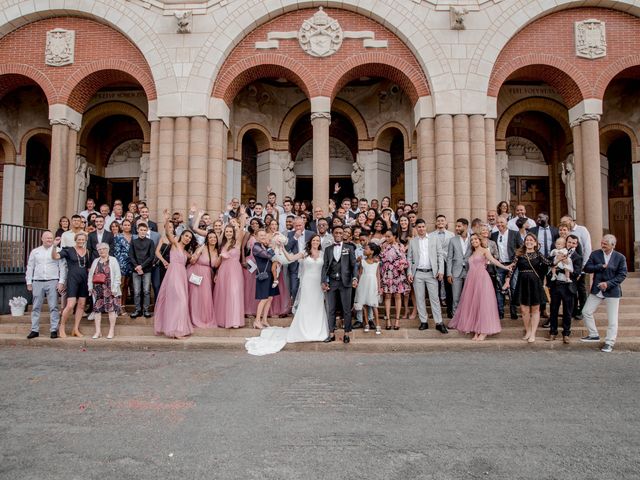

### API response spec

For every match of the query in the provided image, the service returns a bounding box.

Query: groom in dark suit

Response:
[321,226,358,344]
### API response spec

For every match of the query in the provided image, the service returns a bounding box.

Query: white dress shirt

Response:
[297,233,306,254]
[537,226,552,256]
[496,230,510,263]
[507,216,536,231]
[333,242,342,262]
[25,246,67,284]
[417,235,432,270]
[459,235,470,255]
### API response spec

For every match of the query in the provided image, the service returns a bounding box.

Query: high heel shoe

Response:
[71,330,83,338]
[92,333,101,339]
[107,332,114,339]
[252,322,262,329]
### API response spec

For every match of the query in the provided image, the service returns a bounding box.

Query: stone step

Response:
[3,322,639,339]
[2,333,639,352]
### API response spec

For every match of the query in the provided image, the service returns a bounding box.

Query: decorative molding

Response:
[450,7,468,30]
[570,113,601,128]
[175,10,192,34]
[255,7,388,54]
[49,118,80,132]
[575,19,606,60]
[45,29,75,67]
[310,112,331,121]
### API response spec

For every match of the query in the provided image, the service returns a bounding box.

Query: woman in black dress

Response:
[252,229,278,329]
[52,232,90,337]
[503,233,551,343]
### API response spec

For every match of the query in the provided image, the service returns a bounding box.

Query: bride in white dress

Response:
[245,235,328,355]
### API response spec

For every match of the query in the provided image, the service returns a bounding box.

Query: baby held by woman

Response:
[550,237,573,282]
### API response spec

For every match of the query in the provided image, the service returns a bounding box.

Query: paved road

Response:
[1,348,639,480]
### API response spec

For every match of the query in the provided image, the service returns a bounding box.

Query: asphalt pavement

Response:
[1,347,639,480]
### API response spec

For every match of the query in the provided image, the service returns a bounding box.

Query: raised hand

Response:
[53,237,61,246]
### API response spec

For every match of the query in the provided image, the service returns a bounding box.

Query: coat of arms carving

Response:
[45,29,75,67]
[298,7,343,58]
[575,19,606,60]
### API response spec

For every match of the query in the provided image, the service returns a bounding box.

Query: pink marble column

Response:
[484,118,497,214]
[453,114,470,219]
[48,123,70,230]
[311,112,330,213]
[571,123,585,225]
[470,114,487,220]
[416,118,435,222]
[147,120,160,220]
[65,128,78,217]
[207,119,227,216]
[580,117,603,237]
[435,115,454,223]
[157,117,174,217]
[189,116,209,212]
[172,117,190,214]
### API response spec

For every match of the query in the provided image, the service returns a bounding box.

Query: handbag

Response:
[92,272,107,285]
[189,273,203,285]
[256,259,270,281]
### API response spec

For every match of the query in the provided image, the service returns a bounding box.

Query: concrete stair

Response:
[1,272,638,352]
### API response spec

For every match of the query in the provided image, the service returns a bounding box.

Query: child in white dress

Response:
[354,243,382,334]
[550,237,573,282]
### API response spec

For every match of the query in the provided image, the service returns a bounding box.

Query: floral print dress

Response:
[380,242,410,294]
[93,261,120,314]
[113,234,133,276]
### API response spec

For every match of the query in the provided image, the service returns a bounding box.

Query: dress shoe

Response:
[352,322,363,329]
[130,310,142,319]
[418,323,429,330]
[50,331,58,339]
[323,335,335,343]
[368,320,376,330]
[510,314,519,320]
[343,335,350,344]
[27,331,39,339]
[541,311,549,319]
[143,311,153,318]
[436,323,448,334]
[562,335,570,344]
[574,314,583,320]
[541,321,550,329]
[545,334,556,342]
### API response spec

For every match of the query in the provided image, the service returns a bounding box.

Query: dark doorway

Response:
[295,176,354,204]
[24,135,51,228]
[607,135,634,271]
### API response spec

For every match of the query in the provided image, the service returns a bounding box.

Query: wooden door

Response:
[509,176,550,219]
[609,197,634,271]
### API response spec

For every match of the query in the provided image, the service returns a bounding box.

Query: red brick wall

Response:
[490,8,640,106]
[213,8,430,105]
[0,17,156,111]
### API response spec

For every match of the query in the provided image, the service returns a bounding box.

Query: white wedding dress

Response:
[245,255,328,355]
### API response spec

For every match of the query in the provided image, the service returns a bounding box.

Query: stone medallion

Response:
[45,28,75,67]
[298,7,343,58]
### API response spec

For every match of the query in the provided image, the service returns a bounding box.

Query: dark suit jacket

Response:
[583,249,628,298]
[308,217,331,233]
[87,230,114,262]
[286,230,315,276]
[529,226,559,255]
[490,229,520,262]
[321,242,358,288]
[132,219,158,235]
[568,249,583,281]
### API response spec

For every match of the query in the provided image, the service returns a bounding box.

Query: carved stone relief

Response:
[575,19,606,60]
[298,7,343,58]
[45,29,75,67]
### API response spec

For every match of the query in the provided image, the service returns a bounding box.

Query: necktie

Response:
[544,229,549,256]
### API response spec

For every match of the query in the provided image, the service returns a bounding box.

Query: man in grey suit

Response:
[407,219,448,334]
[447,218,471,316]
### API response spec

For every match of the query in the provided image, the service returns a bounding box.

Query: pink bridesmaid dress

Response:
[269,266,290,316]
[154,247,194,338]
[187,249,217,328]
[213,247,245,328]
[243,236,259,317]
[449,255,502,335]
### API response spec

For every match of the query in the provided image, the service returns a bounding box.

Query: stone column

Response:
[435,115,454,224]
[207,119,227,215]
[633,162,640,271]
[147,120,160,220]
[157,117,174,217]
[580,116,603,237]
[453,115,470,219]
[470,114,487,220]
[571,124,585,224]
[484,118,497,212]
[311,112,330,213]
[188,116,208,211]
[48,123,70,230]
[1,164,25,225]
[172,117,190,214]
[416,118,435,222]
[600,154,609,231]
[65,128,78,216]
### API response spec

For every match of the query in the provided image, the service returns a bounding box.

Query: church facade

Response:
[0,0,638,269]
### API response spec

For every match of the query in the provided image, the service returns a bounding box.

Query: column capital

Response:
[413,96,434,125]
[570,113,601,129]
[48,104,82,132]
[568,98,602,126]
[310,111,331,121]
[207,97,230,127]
[310,96,331,114]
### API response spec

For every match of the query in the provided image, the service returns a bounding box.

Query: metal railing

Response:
[0,223,47,274]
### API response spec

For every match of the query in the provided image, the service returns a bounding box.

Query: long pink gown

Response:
[154,248,194,338]
[213,247,245,328]
[243,237,259,317]
[269,265,290,316]
[187,249,217,328]
[449,254,502,335]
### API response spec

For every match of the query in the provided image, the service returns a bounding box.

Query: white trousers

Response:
[582,294,620,345]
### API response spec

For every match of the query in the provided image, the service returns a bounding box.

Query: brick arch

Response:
[19,128,52,166]
[324,54,427,105]
[600,123,640,163]
[330,99,369,142]
[489,58,588,108]
[0,1,173,90]
[278,100,310,142]
[374,122,411,160]
[0,132,17,165]
[0,67,55,104]
[213,57,317,106]
[236,123,273,158]
[496,98,571,144]
[79,102,150,147]
[594,56,640,99]
[60,60,156,113]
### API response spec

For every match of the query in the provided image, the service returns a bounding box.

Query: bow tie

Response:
[334,243,342,247]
